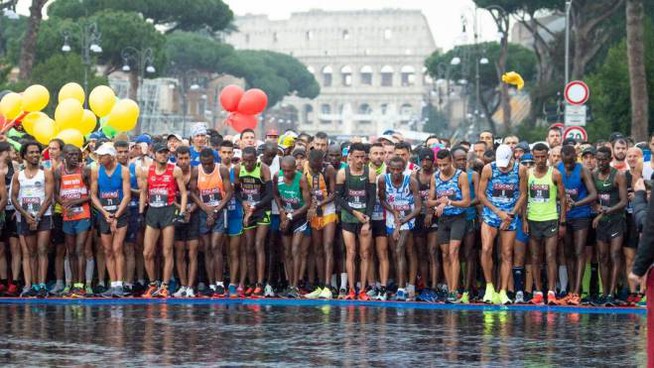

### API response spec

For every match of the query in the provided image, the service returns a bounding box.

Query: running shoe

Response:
[113,285,124,298]
[244,285,254,297]
[142,283,159,298]
[20,285,38,298]
[215,284,227,298]
[530,291,545,305]
[49,283,64,296]
[638,295,647,307]
[252,284,264,298]
[591,295,607,306]
[358,291,371,301]
[153,285,170,298]
[319,287,333,299]
[446,291,458,303]
[459,291,470,304]
[406,284,416,301]
[547,290,565,305]
[338,288,347,299]
[631,293,643,306]
[304,287,323,299]
[237,285,245,298]
[287,287,300,299]
[604,294,617,307]
[514,291,525,304]
[94,284,108,295]
[376,288,388,301]
[366,286,378,298]
[173,286,188,298]
[344,288,356,300]
[567,293,581,306]
[61,286,71,297]
[186,288,196,298]
[37,284,48,298]
[498,290,512,305]
[482,284,495,304]
[395,288,407,301]
[101,287,115,298]
[264,283,275,298]
[6,283,19,297]
[85,285,95,297]
[416,288,433,302]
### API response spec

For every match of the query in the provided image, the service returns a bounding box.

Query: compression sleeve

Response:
[365,182,376,218]
[256,180,274,209]
[632,190,654,276]
[335,183,355,214]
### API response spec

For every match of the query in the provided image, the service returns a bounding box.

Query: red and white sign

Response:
[564,80,590,105]
[564,126,588,142]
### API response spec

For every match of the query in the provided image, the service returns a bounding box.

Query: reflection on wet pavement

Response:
[0,304,646,366]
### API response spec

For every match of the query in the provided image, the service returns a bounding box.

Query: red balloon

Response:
[228,112,258,133]
[219,85,244,112]
[237,88,268,115]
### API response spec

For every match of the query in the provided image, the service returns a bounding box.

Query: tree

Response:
[48,0,233,34]
[165,31,233,73]
[626,0,648,141]
[18,0,47,80]
[221,50,320,108]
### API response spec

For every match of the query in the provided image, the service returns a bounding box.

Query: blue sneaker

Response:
[396,288,407,301]
[228,284,238,298]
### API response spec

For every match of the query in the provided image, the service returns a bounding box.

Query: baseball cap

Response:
[153,143,169,153]
[266,129,279,137]
[135,134,152,145]
[609,132,625,142]
[278,133,296,149]
[292,147,306,157]
[167,133,182,141]
[191,122,208,137]
[89,131,105,140]
[582,146,597,156]
[563,137,577,146]
[515,141,530,153]
[495,144,513,168]
[520,153,535,164]
[377,135,397,145]
[95,143,116,156]
[418,147,435,161]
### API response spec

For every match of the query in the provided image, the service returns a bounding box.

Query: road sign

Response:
[564,80,590,105]
[564,104,587,126]
[564,126,588,142]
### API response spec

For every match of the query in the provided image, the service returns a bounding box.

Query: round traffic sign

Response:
[563,126,588,142]
[564,80,590,105]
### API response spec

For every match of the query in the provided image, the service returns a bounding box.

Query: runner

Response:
[259,142,281,297]
[610,138,628,172]
[0,143,9,295]
[46,138,67,296]
[379,155,422,301]
[369,143,391,301]
[546,127,562,148]
[428,149,470,303]
[477,144,527,305]
[273,156,311,298]
[190,147,232,297]
[12,141,54,297]
[140,143,187,298]
[90,143,131,297]
[0,142,20,296]
[55,145,92,298]
[116,140,141,295]
[523,143,567,305]
[335,143,377,300]
[592,146,628,306]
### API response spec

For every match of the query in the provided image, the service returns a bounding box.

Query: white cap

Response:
[377,135,397,144]
[95,142,116,157]
[190,122,208,137]
[495,144,513,168]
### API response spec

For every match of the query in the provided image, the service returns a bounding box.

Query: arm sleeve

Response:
[632,190,654,276]
[257,181,274,208]
[335,183,355,215]
[365,182,376,218]
[633,191,648,232]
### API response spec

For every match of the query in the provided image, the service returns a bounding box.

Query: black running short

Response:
[596,217,625,243]
[97,212,129,235]
[437,214,466,244]
[51,213,65,245]
[146,205,177,230]
[175,212,200,242]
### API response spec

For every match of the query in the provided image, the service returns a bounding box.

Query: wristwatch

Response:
[287,213,293,221]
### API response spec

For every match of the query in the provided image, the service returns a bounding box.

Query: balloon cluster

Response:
[219,85,267,133]
[501,71,525,90]
[0,83,140,148]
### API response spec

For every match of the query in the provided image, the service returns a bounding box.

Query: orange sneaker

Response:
[530,291,544,305]
[358,291,371,301]
[344,288,356,300]
[155,285,170,298]
[547,291,565,305]
[245,286,254,297]
[567,293,581,306]
[142,283,158,298]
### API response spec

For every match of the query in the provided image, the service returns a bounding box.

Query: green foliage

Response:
[473,0,561,14]
[221,50,320,108]
[422,104,449,136]
[165,31,233,72]
[586,19,654,141]
[48,0,233,33]
[0,15,26,64]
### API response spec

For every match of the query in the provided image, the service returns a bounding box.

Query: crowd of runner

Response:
[0,122,650,306]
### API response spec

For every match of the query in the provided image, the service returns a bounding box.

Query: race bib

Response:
[149,188,168,208]
[101,191,120,212]
[21,197,41,214]
[200,188,221,207]
[492,183,515,202]
[599,193,611,207]
[529,183,550,203]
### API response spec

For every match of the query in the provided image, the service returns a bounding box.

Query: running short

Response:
[482,213,518,231]
[51,214,65,245]
[126,207,140,243]
[437,214,466,244]
[371,220,386,238]
[596,217,625,243]
[528,219,558,240]
[62,218,92,236]
[1,210,18,241]
[414,214,438,236]
[566,217,591,232]
[342,221,367,234]
[17,215,53,236]
[228,215,244,237]
[175,212,201,242]
[515,217,529,244]
[97,213,129,235]
[146,205,177,230]
[282,217,308,236]
[271,214,280,232]
[465,218,479,234]
[624,214,639,249]
[244,210,271,229]
[199,211,226,235]
[586,217,597,246]
[310,213,338,231]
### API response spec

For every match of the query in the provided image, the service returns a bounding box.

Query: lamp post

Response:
[61,22,102,106]
[564,0,573,86]
[169,69,207,137]
[121,47,155,133]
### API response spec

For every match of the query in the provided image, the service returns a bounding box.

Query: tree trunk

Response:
[129,71,139,102]
[497,33,511,134]
[626,0,648,141]
[18,0,46,81]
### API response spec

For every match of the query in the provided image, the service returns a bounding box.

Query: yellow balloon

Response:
[78,109,97,136]
[22,111,48,135]
[33,118,56,145]
[89,86,116,118]
[22,84,50,112]
[55,98,84,131]
[58,83,85,105]
[106,99,140,132]
[501,71,525,90]
[56,129,84,148]
[0,92,23,120]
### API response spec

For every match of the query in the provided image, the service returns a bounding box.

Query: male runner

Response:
[12,141,54,297]
[91,143,131,297]
[479,130,494,149]
[140,143,187,298]
[313,131,329,153]
[116,140,141,295]
[260,142,281,297]
[0,142,19,296]
[240,129,257,149]
[46,138,67,295]
[478,144,527,305]
[369,143,391,300]
[335,143,377,300]
[546,127,562,148]
[55,145,92,297]
[523,143,567,305]
[610,138,628,172]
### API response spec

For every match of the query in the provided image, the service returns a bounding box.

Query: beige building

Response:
[225,9,438,137]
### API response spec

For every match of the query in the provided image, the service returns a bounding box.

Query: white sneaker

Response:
[406,284,416,301]
[173,286,187,298]
[264,283,275,297]
[186,287,195,298]
[319,287,333,299]
[50,283,65,295]
[304,287,323,299]
[515,291,525,304]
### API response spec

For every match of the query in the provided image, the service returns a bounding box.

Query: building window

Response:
[304,104,314,124]
[380,103,388,115]
[380,65,393,87]
[306,30,313,40]
[358,103,372,115]
[384,28,392,40]
[341,65,352,86]
[360,65,373,85]
[321,104,331,115]
[343,30,350,40]
[245,34,250,43]
[400,103,412,118]
[401,65,416,86]
[273,32,278,42]
[322,66,333,87]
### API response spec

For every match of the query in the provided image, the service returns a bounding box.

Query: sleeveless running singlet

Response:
[18,169,51,219]
[527,167,558,222]
[198,164,225,207]
[59,166,90,220]
[147,163,177,208]
[434,169,465,216]
[384,173,415,230]
[341,166,369,224]
[98,164,124,213]
[557,162,590,219]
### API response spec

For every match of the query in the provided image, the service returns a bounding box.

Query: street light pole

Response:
[121,47,156,133]
[61,22,102,107]
[564,0,572,86]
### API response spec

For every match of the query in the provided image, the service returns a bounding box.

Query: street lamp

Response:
[170,69,209,136]
[121,46,156,133]
[564,0,573,86]
[60,22,102,105]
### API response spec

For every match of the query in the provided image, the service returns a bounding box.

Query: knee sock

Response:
[590,262,599,296]
[512,267,525,293]
[85,258,95,285]
[340,273,347,290]
[64,257,72,286]
[558,265,568,293]
[331,274,337,288]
